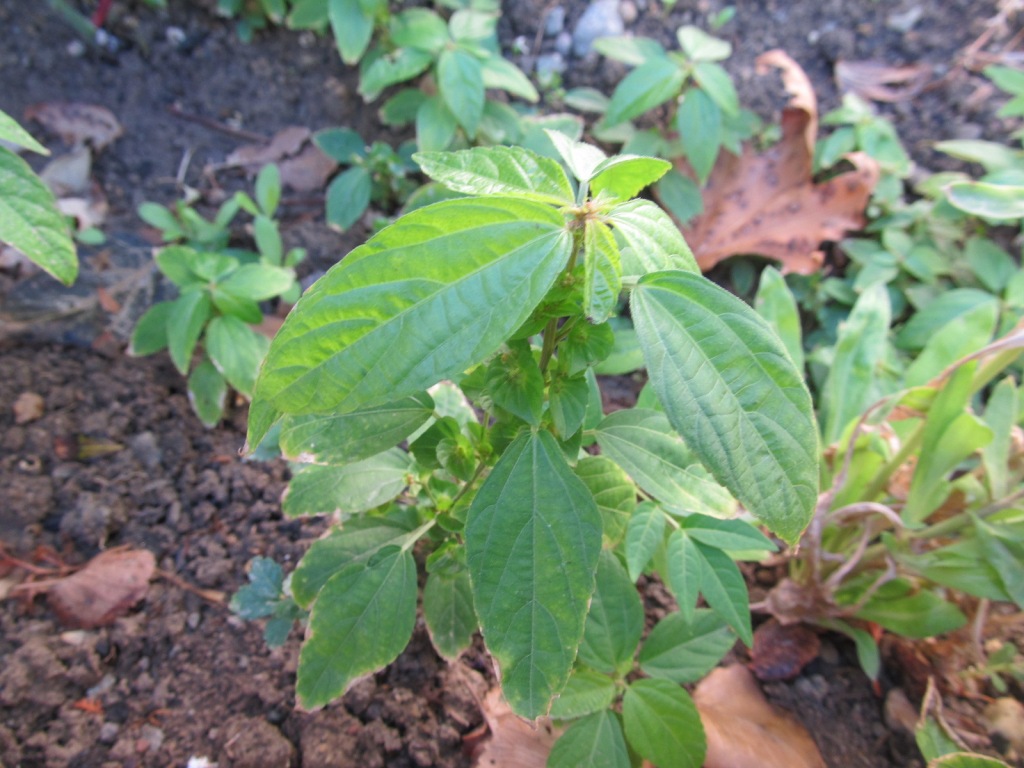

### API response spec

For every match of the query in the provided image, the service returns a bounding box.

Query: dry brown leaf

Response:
[13,392,45,424]
[674,49,880,275]
[474,687,559,768]
[695,665,827,768]
[278,144,338,192]
[40,146,92,196]
[835,60,932,103]
[750,618,822,681]
[47,548,155,628]
[225,125,311,169]
[24,102,123,150]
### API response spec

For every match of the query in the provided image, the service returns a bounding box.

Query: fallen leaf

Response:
[750,618,822,681]
[40,146,92,196]
[475,687,558,768]
[981,698,1024,754]
[669,49,880,275]
[47,548,155,629]
[225,125,311,170]
[835,60,932,103]
[57,183,109,232]
[13,392,45,424]
[695,665,827,768]
[24,102,123,150]
[278,143,338,192]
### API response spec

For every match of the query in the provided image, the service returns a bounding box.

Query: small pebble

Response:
[883,688,917,735]
[165,26,186,46]
[67,40,87,57]
[619,0,638,24]
[554,31,573,57]
[572,0,623,57]
[186,611,201,630]
[99,722,120,746]
[140,724,165,753]
[544,5,566,37]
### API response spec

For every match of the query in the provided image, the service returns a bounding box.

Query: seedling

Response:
[131,164,305,427]
[239,137,819,764]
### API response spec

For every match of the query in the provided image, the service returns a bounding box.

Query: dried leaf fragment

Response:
[695,665,826,768]
[222,125,337,192]
[13,392,45,424]
[475,687,558,768]
[672,49,880,275]
[47,548,155,628]
[24,102,123,150]
[225,125,311,170]
[835,60,932,103]
[750,618,822,681]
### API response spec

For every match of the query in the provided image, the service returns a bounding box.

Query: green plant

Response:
[312,128,419,230]
[0,108,78,285]
[131,164,305,427]
[237,137,819,764]
[216,0,289,41]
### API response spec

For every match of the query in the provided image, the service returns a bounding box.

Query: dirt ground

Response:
[0,0,1019,766]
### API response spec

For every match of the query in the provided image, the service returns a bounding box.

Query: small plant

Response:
[131,164,305,427]
[216,0,288,41]
[312,128,419,230]
[0,108,78,285]
[239,137,820,764]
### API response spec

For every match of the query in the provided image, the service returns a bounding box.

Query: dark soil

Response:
[1,0,1020,766]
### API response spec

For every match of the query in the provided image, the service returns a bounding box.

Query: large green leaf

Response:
[639,609,735,683]
[583,219,622,323]
[664,530,701,621]
[466,430,602,718]
[605,199,698,278]
[279,392,434,465]
[439,47,485,138]
[325,166,372,231]
[0,148,77,285]
[625,501,666,582]
[754,266,804,371]
[328,0,374,64]
[205,315,270,397]
[677,88,722,184]
[0,110,48,154]
[589,156,671,201]
[423,569,477,660]
[167,289,212,375]
[604,57,686,127]
[481,56,539,102]
[631,270,819,544]
[595,409,736,518]
[946,181,1024,220]
[547,710,631,768]
[820,283,891,445]
[579,551,644,674]
[574,456,636,547]
[548,669,618,720]
[283,449,413,518]
[297,549,418,709]
[251,197,572,425]
[904,301,997,387]
[692,541,752,646]
[359,47,434,101]
[622,679,705,768]
[414,145,573,205]
[291,512,420,606]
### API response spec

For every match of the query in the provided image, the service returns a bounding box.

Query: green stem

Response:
[449,460,488,509]
[48,0,99,43]
[539,225,586,374]
[401,519,437,553]
[861,421,925,501]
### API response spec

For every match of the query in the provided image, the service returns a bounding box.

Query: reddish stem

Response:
[91,0,113,27]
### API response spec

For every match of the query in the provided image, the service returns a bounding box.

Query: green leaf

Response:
[283,449,412,518]
[288,0,329,27]
[946,181,1024,220]
[167,289,212,375]
[550,374,591,439]
[439,48,485,138]
[423,569,477,660]
[154,245,201,286]
[972,515,1024,607]
[622,679,705,768]
[640,609,735,683]
[291,513,419,606]
[583,219,622,323]
[604,57,687,127]
[188,359,227,427]
[416,96,459,151]
[545,129,608,184]
[904,364,993,524]
[853,581,966,638]
[929,753,1013,768]
[548,710,631,768]
[692,540,752,646]
[328,0,374,64]
[0,110,47,154]
[904,301,997,387]
[205,315,270,397]
[297,549,418,709]
[218,263,296,301]
[664,530,702,621]
[255,163,281,216]
[817,618,880,681]
[390,7,449,52]
[359,47,434,100]
[680,513,775,554]
[414,145,574,205]
[279,392,434,465]
[548,669,618,720]
[253,215,282,264]
[595,409,736,518]
[754,266,804,371]
[252,197,571,421]
[625,501,666,582]
[589,156,671,201]
[654,169,704,226]
[982,378,1018,499]
[230,556,284,619]
[326,166,372,231]
[965,237,1016,294]
[677,25,731,61]
[606,199,698,278]
[593,35,666,66]
[465,430,602,718]
[895,289,997,351]
[693,61,739,115]
[677,88,722,185]
[481,56,539,102]
[0,148,77,285]
[129,300,174,356]
[579,551,644,674]
[574,456,636,548]
[486,341,545,425]
[314,127,366,164]
[631,270,819,545]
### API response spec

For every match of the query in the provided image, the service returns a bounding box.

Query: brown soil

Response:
[1,0,1020,766]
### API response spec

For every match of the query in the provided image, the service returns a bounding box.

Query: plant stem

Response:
[539,225,585,373]
[861,420,925,501]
